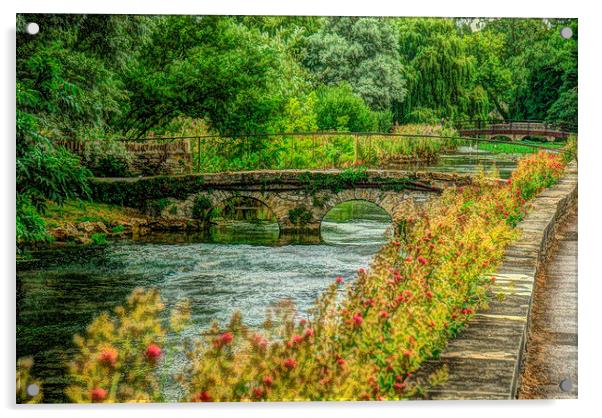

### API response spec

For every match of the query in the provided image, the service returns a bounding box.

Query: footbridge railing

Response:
[454,119,577,140]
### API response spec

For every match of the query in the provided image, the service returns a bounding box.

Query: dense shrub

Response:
[315,84,382,132]
[82,140,133,177]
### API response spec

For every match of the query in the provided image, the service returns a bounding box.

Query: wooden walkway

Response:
[518,210,578,399]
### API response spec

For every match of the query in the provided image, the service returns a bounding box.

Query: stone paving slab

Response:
[416,161,577,400]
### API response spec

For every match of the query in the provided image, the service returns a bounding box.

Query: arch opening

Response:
[320,199,393,245]
[207,196,280,245]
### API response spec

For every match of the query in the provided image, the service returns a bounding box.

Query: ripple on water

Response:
[17,216,391,402]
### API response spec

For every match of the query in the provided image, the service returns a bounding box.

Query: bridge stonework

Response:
[90,169,476,237]
[158,187,432,235]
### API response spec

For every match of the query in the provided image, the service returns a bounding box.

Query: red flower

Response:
[262,375,274,386]
[391,240,401,246]
[358,267,366,275]
[252,387,264,399]
[192,391,213,402]
[304,328,314,338]
[378,310,389,319]
[90,387,107,402]
[335,276,344,284]
[352,313,363,327]
[403,350,413,357]
[283,358,297,370]
[220,332,233,345]
[337,358,347,366]
[425,290,434,300]
[299,318,307,326]
[292,335,303,344]
[417,256,428,265]
[98,346,118,368]
[394,382,407,391]
[490,276,496,283]
[145,343,162,361]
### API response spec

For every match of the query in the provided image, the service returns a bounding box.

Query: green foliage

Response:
[111,225,126,233]
[315,84,383,132]
[91,233,108,245]
[192,195,212,219]
[82,140,133,177]
[396,18,489,122]
[305,17,406,110]
[288,206,312,225]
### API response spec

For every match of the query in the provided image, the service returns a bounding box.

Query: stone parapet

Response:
[416,161,577,400]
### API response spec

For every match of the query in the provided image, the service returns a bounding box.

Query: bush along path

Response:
[18,149,572,403]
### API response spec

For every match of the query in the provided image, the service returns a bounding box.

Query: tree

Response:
[304,17,406,110]
[120,16,304,138]
[395,18,489,122]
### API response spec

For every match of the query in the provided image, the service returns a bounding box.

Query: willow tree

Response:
[395,18,489,123]
[303,17,406,111]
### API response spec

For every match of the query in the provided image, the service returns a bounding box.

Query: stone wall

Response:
[125,140,192,176]
[415,161,577,400]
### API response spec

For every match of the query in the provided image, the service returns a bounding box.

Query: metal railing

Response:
[94,131,563,174]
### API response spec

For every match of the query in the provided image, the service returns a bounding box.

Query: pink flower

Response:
[335,276,344,284]
[378,310,389,319]
[220,332,233,345]
[337,358,347,366]
[292,335,303,344]
[352,313,363,327]
[252,387,264,398]
[304,328,314,338]
[263,375,274,386]
[283,358,297,370]
[358,267,366,275]
[417,256,428,265]
[90,387,107,402]
[145,343,162,361]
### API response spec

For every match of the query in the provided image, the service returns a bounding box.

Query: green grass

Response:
[476,139,565,155]
[44,200,141,227]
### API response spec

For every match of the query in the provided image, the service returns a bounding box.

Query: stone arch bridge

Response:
[91,169,479,237]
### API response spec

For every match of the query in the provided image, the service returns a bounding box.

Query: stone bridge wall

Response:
[91,169,476,235]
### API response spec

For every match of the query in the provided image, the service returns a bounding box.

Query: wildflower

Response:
[304,328,314,338]
[391,240,401,246]
[403,350,413,357]
[352,313,363,327]
[404,256,413,263]
[490,276,496,283]
[145,343,162,361]
[192,391,212,402]
[394,382,406,391]
[90,387,107,402]
[417,256,428,265]
[335,276,344,284]
[283,358,297,370]
[425,290,434,300]
[220,332,233,345]
[292,335,303,344]
[378,310,389,319]
[299,318,307,326]
[262,375,273,386]
[358,267,366,275]
[98,346,118,368]
[252,387,264,399]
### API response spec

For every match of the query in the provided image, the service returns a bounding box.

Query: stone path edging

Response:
[417,161,577,400]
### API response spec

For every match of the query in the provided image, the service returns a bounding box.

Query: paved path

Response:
[518,210,578,399]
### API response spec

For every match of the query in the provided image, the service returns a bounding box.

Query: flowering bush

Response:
[62,151,566,403]
[65,289,190,403]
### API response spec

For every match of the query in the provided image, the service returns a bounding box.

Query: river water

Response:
[17,203,393,402]
[16,151,520,402]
